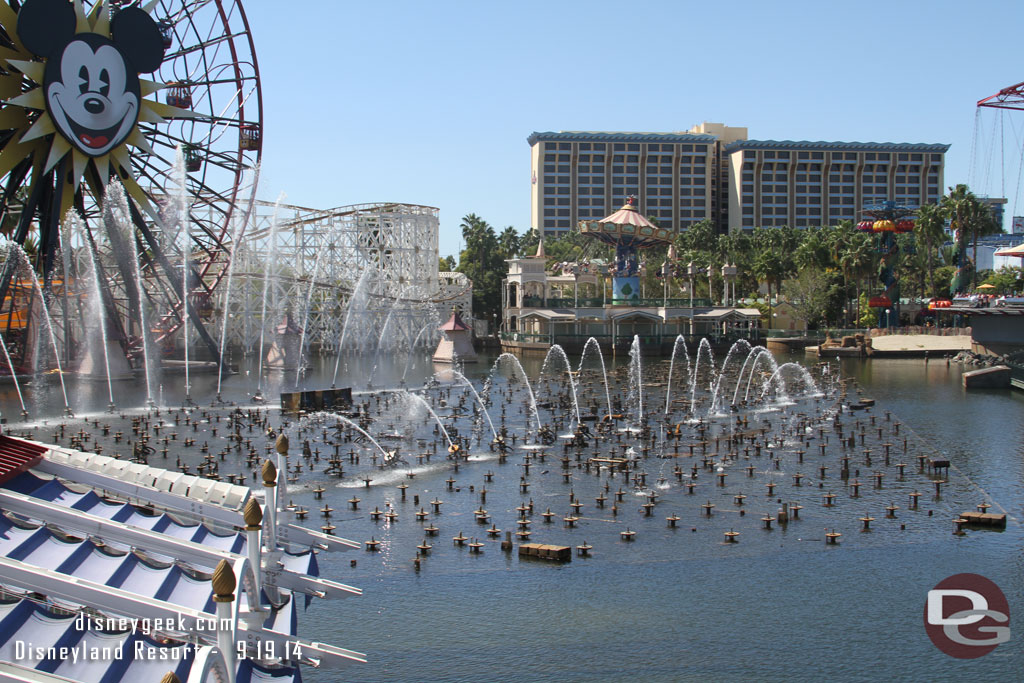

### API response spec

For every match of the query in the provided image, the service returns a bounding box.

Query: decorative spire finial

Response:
[212,559,236,603]
[243,497,263,530]
[261,459,277,487]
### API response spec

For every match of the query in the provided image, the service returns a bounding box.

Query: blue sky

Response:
[246,0,1024,257]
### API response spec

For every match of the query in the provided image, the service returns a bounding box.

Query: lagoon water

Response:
[0,350,1020,682]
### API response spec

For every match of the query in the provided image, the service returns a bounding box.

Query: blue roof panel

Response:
[724,139,950,153]
[528,131,716,145]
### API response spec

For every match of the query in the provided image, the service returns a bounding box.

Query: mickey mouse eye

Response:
[99,69,110,97]
[78,65,89,95]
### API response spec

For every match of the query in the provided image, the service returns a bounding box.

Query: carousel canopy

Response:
[578,197,677,249]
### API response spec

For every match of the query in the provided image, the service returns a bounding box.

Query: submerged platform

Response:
[518,543,571,562]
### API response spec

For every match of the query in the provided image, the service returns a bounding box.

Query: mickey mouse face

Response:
[46,33,140,157]
[17,0,166,158]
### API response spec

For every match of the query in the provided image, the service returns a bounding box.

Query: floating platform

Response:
[962,365,1011,389]
[518,543,571,562]
[280,387,353,415]
[588,457,631,470]
[958,511,1007,529]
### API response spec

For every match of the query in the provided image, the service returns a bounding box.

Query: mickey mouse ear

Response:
[17,0,77,58]
[111,7,165,73]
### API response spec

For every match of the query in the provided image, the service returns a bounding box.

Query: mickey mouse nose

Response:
[84,98,105,115]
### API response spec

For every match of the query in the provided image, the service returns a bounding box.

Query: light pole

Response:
[661,245,677,308]
[722,263,738,307]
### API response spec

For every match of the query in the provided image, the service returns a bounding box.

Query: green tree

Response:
[455,214,504,324]
[751,227,796,314]
[856,292,878,327]
[439,255,456,272]
[839,234,874,325]
[793,227,831,271]
[497,226,521,260]
[913,203,945,297]
[941,184,1000,293]
[982,265,1023,294]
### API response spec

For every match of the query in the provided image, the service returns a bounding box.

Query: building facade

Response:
[726,140,949,229]
[528,125,949,235]
[528,130,719,235]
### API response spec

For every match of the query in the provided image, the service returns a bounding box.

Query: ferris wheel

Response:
[0,0,261,364]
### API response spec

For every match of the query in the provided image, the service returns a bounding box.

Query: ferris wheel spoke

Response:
[0,0,261,353]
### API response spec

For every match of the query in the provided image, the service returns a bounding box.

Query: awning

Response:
[519,309,576,321]
[994,242,1024,257]
[609,309,663,322]
[694,308,761,322]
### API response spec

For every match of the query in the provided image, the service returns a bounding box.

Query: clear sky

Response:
[244,0,1024,258]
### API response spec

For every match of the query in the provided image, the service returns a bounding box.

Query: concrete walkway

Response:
[869,334,971,353]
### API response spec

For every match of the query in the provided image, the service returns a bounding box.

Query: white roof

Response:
[520,309,576,320]
[695,308,762,320]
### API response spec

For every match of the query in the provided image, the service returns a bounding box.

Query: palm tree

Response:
[941,184,1000,292]
[497,226,520,260]
[913,203,945,297]
[839,234,874,326]
[793,227,830,271]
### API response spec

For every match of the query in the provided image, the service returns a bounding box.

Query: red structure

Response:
[978,81,1024,111]
[433,310,476,363]
[0,435,46,485]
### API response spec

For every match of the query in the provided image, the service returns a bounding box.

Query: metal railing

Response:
[500,331,553,343]
[518,296,714,308]
[501,331,760,346]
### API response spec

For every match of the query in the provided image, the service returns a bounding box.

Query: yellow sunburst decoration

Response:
[0,0,194,223]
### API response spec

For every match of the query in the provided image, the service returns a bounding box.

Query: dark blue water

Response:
[0,349,1020,682]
